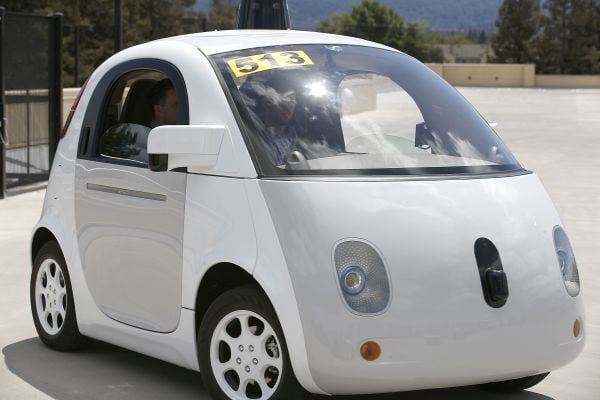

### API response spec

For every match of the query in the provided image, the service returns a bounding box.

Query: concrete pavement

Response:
[1,88,599,399]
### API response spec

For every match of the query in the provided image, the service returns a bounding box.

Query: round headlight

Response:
[553,226,580,297]
[340,266,366,295]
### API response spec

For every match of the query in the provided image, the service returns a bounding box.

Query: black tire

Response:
[30,241,89,351]
[477,372,550,393]
[198,286,311,400]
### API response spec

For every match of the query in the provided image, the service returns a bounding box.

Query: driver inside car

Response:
[149,78,178,128]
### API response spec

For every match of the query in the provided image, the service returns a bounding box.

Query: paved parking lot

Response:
[1,88,599,399]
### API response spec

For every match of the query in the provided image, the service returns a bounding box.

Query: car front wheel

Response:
[198,286,310,400]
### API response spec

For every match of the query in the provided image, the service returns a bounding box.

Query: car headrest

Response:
[121,79,157,126]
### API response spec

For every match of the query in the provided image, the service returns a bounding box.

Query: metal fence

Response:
[0,8,62,198]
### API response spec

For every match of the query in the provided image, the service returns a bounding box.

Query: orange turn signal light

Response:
[573,319,581,338]
[360,341,381,362]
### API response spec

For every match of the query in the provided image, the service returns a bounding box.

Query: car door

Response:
[74,60,189,332]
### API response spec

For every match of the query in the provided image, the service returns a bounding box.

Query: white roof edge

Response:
[159,29,404,56]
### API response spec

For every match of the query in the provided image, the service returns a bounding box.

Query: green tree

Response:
[0,0,203,86]
[535,0,599,74]
[492,0,540,63]
[208,0,237,30]
[465,28,488,44]
[592,0,600,72]
[402,22,429,61]
[317,0,442,62]
[0,0,47,12]
[402,22,445,62]
[317,0,405,50]
[428,32,473,45]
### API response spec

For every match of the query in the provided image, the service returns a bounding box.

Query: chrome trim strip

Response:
[86,183,166,202]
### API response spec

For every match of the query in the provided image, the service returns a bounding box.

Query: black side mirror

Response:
[149,154,168,172]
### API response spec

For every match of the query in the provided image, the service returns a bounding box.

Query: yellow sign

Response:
[227,50,314,78]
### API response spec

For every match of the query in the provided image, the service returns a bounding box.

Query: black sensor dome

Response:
[237,0,290,30]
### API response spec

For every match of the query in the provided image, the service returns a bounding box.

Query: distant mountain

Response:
[194,0,504,32]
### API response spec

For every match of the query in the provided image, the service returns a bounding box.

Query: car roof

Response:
[167,29,400,56]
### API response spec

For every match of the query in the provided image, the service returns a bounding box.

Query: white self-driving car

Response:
[30,30,584,400]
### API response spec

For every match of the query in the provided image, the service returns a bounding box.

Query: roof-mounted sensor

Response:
[237,0,290,30]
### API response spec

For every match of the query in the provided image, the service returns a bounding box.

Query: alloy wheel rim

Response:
[35,258,68,335]
[210,310,283,400]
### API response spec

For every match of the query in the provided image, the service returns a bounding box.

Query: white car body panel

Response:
[30,30,584,396]
[34,158,201,371]
[75,160,187,332]
[259,172,584,394]
[181,174,257,310]
[243,178,322,393]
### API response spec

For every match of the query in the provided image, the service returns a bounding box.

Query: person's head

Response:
[149,78,177,126]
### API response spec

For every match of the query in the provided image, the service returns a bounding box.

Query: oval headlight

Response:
[553,226,580,297]
[334,240,391,314]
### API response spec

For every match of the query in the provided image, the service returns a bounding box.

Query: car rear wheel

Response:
[198,286,310,400]
[477,372,550,392]
[30,241,89,351]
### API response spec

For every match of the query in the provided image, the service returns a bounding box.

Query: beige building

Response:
[436,43,494,64]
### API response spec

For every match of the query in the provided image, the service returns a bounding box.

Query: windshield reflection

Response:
[214,45,521,176]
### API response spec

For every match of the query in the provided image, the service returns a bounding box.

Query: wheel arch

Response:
[194,262,267,336]
[192,260,327,395]
[31,227,59,266]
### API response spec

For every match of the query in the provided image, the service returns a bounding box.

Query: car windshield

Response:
[212,44,521,176]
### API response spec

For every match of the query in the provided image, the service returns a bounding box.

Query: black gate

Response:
[0,8,62,198]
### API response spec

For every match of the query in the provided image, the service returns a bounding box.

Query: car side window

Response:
[97,71,180,166]
[78,61,189,168]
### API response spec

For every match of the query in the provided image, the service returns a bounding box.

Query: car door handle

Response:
[86,183,166,202]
